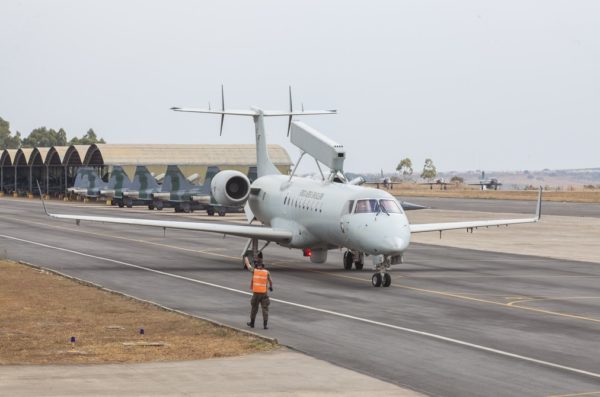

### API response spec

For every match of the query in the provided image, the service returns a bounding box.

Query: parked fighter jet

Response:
[67,167,107,198]
[105,165,162,209]
[151,165,230,214]
[100,166,133,207]
[43,94,541,288]
[420,178,452,190]
[469,171,502,190]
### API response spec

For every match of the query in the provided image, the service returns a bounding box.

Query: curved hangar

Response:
[0,144,291,195]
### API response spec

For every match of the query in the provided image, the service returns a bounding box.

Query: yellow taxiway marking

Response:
[507,297,600,306]
[547,391,600,397]
[3,214,600,325]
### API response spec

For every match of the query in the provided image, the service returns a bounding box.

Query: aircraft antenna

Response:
[220,84,225,136]
[287,86,293,136]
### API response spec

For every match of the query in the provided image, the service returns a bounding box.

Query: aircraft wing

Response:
[399,200,428,211]
[409,187,542,234]
[43,210,292,242]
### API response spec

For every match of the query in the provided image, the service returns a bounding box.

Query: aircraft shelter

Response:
[0,144,291,196]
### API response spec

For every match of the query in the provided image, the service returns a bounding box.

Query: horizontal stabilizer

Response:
[171,107,336,117]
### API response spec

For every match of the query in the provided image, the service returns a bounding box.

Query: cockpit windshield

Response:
[379,199,403,214]
[354,199,379,213]
[354,199,403,214]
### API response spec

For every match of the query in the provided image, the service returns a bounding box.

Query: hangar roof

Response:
[0,144,292,167]
[84,144,291,166]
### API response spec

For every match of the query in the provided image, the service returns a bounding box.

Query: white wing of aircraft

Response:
[40,88,542,288]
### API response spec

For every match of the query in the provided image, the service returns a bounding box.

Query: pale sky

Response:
[1,0,599,173]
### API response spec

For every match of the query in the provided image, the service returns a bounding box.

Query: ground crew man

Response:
[244,254,273,329]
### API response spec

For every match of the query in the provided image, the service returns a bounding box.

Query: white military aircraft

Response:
[41,98,542,288]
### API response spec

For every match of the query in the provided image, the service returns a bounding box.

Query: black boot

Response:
[263,321,268,329]
[247,321,254,328]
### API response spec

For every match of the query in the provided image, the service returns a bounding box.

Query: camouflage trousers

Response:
[250,292,270,323]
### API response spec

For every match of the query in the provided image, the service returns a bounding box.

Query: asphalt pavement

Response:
[398,196,600,217]
[1,197,600,397]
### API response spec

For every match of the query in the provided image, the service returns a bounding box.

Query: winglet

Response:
[535,186,542,221]
[36,180,49,216]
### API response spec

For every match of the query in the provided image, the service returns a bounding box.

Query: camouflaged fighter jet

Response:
[125,165,162,210]
[44,91,542,288]
[67,167,108,198]
[151,165,230,214]
[99,166,133,207]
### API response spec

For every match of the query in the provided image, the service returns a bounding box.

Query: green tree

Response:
[396,157,413,180]
[0,117,22,149]
[22,127,68,147]
[450,175,464,184]
[69,128,106,145]
[420,158,437,181]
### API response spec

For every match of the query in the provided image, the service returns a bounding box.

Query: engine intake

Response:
[210,170,250,207]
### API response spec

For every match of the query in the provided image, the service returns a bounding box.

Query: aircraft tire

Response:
[148,204,155,210]
[155,200,164,211]
[117,201,124,208]
[343,251,353,270]
[218,210,226,216]
[371,273,382,287]
[382,273,391,287]
[125,198,133,208]
[354,260,364,271]
[182,202,191,213]
[207,208,215,216]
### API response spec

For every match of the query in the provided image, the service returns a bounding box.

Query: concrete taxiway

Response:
[1,197,599,397]
[398,195,600,218]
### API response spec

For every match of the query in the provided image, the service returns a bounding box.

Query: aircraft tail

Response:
[132,166,160,191]
[161,165,196,192]
[70,167,105,191]
[171,86,336,178]
[71,167,90,189]
[108,165,132,190]
[201,166,221,193]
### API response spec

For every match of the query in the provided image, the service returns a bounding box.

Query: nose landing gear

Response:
[372,256,392,287]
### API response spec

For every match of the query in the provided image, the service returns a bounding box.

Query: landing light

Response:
[303,248,312,257]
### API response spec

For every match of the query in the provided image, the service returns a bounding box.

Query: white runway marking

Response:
[3,233,600,381]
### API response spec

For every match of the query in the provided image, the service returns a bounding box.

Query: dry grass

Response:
[0,260,275,365]
[370,185,600,203]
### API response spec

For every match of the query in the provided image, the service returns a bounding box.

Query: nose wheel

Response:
[371,272,391,287]
[372,255,392,287]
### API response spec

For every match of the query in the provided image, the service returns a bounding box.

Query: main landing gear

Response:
[343,250,364,270]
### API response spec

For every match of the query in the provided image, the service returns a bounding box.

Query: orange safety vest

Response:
[252,269,269,293]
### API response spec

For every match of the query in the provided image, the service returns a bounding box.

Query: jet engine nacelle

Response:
[210,170,251,207]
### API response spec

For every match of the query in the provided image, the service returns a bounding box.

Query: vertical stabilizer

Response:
[162,165,196,193]
[108,165,131,190]
[252,109,281,178]
[132,166,160,191]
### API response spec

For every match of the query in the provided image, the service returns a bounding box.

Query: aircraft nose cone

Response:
[384,236,408,252]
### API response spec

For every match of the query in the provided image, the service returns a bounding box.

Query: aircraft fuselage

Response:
[249,175,411,256]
